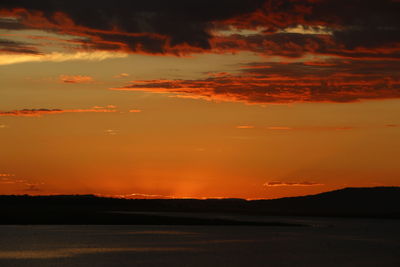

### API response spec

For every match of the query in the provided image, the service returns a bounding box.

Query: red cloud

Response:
[112,59,400,104]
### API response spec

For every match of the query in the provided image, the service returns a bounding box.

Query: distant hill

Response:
[251,187,400,217]
[0,187,399,224]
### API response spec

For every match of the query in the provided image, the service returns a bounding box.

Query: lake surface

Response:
[0,216,399,267]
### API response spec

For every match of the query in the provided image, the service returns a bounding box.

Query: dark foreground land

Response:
[0,187,399,225]
[1,187,400,267]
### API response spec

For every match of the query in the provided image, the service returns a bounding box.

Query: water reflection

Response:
[122,231,199,235]
[0,247,199,259]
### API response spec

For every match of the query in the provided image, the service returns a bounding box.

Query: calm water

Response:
[0,216,399,267]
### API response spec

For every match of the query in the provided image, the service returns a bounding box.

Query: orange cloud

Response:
[104,129,119,135]
[236,125,255,129]
[264,181,324,187]
[0,107,117,117]
[0,51,127,66]
[0,178,25,185]
[0,173,14,177]
[114,73,130,78]
[59,75,94,84]
[129,109,142,113]
[0,175,43,192]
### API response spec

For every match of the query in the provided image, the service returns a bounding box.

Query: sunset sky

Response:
[1,0,399,199]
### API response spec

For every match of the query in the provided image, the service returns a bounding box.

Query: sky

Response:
[0,0,400,199]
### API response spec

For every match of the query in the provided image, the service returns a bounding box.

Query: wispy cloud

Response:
[59,75,94,84]
[104,129,119,135]
[0,175,43,192]
[0,51,127,66]
[0,173,15,177]
[129,109,142,113]
[236,125,255,129]
[0,107,117,117]
[114,73,130,78]
[263,181,324,187]
[0,178,24,185]
[93,105,117,109]
[0,38,39,54]
[23,184,42,192]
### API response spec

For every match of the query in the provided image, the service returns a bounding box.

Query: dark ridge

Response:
[251,187,400,218]
[0,187,399,225]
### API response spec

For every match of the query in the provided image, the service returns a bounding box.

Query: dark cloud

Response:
[212,32,400,59]
[0,0,265,53]
[308,0,400,49]
[0,38,40,54]
[0,17,28,30]
[0,0,398,58]
[212,33,335,58]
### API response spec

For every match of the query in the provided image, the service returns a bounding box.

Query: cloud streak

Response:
[0,51,127,66]
[0,175,43,192]
[236,125,255,129]
[264,181,324,187]
[0,38,39,54]
[129,109,142,113]
[0,107,117,117]
[59,75,94,84]
[0,173,15,177]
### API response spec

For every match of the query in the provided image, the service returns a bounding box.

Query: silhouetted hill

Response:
[251,187,400,217]
[0,187,399,224]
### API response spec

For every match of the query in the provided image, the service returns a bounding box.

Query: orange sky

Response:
[1,1,400,199]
